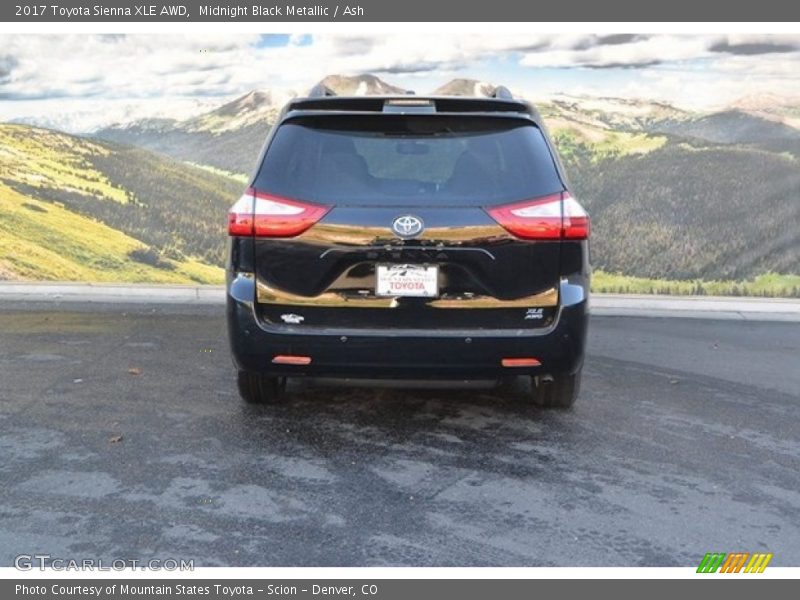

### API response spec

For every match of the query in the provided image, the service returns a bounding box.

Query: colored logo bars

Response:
[697,552,773,573]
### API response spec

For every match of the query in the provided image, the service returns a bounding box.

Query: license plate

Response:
[376,264,439,297]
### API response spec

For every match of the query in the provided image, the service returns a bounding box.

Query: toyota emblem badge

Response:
[391,215,424,238]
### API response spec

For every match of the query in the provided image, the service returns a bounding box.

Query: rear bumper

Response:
[227,272,589,380]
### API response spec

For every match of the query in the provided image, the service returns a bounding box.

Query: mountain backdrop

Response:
[2,74,799,294]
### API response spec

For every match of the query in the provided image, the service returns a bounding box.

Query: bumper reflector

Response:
[502,358,541,367]
[272,355,312,365]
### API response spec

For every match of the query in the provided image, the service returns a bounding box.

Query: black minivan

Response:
[226,86,590,408]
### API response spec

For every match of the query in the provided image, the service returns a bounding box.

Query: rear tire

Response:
[531,370,581,409]
[236,370,287,404]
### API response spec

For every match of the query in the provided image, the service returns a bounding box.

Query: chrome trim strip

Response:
[256,280,558,309]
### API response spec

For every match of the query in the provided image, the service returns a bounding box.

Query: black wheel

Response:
[532,370,581,409]
[236,370,287,404]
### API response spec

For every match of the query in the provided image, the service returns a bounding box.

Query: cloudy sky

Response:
[1,33,799,131]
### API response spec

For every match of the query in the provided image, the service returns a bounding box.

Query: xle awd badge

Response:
[525,308,543,320]
[391,215,424,239]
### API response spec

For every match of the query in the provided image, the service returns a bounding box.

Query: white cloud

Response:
[0,33,798,131]
[519,35,716,68]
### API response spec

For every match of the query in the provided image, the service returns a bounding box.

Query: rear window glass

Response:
[254,115,563,207]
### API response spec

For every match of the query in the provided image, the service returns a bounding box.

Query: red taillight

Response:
[486,192,589,241]
[227,187,330,238]
[562,194,590,240]
[227,190,255,236]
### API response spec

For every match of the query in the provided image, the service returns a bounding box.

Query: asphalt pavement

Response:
[0,303,798,567]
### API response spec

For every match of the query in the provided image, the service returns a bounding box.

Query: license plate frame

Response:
[375,263,439,298]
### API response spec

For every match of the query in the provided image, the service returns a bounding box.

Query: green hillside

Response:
[0,124,238,283]
[0,183,219,283]
[541,101,799,289]
[565,141,800,281]
[95,120,270,177]
[651,109,800,145]
[551,126,667,162]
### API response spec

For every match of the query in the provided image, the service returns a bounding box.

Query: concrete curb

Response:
[590,294,800,322]
[0,282,798,322]
[0,282,225,305]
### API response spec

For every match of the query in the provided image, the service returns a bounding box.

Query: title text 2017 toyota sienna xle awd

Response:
[226,85,590,408]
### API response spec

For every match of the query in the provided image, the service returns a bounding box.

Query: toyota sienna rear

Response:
[226,87,590,408]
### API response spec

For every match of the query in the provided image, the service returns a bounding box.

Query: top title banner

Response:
[4,0,800,22]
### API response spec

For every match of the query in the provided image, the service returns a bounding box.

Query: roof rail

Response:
[308,83,336,98]
[492,85,514,100]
